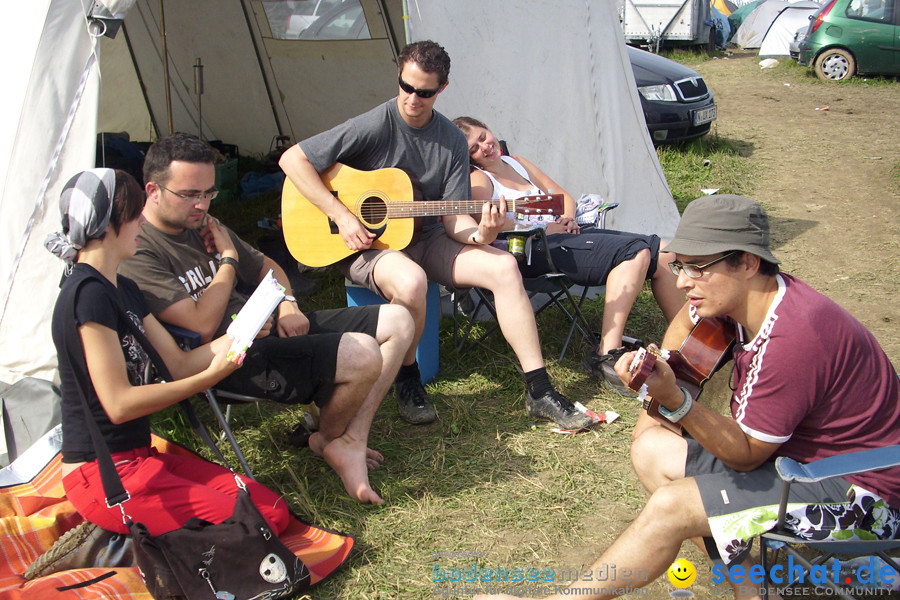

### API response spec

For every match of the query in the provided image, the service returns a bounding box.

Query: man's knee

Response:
[376,304,415,346]
[643,480,704,526]
[631,426,687,492]
[337,332,382,382]
[380,267,428,308]
[631,428,666,489]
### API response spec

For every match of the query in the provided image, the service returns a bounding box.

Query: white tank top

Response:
[477,156,556,226]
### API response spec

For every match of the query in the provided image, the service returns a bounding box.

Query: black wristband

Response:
[218,256,239,269]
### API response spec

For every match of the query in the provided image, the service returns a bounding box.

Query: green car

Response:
[798,0,900,81]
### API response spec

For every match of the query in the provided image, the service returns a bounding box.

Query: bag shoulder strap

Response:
[57,273,129,506]
[58,270,230,508]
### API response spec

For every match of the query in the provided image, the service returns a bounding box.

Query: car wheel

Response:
[814,48,855,81]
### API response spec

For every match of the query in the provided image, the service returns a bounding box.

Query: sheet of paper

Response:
[225,270,285,363]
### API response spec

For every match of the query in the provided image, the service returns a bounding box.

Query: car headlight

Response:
[638,84,677,102]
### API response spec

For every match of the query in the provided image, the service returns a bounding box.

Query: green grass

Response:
[656,136,755,213]
[151,135,755,599]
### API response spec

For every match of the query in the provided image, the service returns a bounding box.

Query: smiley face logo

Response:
[667,558,697,588]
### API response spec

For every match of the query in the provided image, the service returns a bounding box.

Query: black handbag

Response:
[59,270,311,599]
[129,475,309,600]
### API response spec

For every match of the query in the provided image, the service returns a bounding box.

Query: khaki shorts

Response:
[340,227,466,296]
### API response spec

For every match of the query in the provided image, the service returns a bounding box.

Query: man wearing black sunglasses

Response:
[280,40,593,431]
[474,194,900,600]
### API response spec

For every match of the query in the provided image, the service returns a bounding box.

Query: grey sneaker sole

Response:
[582,352,637,397]
[395,380,437,425]
[525,392,594,430]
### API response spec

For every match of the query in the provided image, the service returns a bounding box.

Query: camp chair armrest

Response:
[775,446,900,484]
[162,323,203,350]
[495,225,547,239]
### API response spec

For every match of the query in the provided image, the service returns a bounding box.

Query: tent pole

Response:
[401,0,410,44]
[239,0,286,137]
[159,0,173,135]
[121,22,161,141]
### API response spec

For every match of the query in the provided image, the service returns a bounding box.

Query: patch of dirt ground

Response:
[692,51,900,368]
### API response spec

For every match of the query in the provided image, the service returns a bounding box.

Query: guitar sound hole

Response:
[359,196,388,227]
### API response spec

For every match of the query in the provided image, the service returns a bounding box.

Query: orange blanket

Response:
[0,431,353,599]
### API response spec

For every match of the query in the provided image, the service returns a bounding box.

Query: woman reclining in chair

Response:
[44,169,290,543]
[453,117,684,394]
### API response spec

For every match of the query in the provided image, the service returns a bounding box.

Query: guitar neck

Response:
[384,198,543,218]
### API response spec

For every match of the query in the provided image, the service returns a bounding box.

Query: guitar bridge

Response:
[327,217,339,235]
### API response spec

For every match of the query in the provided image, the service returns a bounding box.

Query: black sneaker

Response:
[525,389,594,430]
[395,378,437,424]
[287,410,319,448]
[582,346,636,397]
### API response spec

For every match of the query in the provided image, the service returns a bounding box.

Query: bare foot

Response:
[366,447,384,470]
[310,433,383,469]
[309,432,385,505]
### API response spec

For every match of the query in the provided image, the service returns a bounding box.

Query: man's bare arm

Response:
[279,145,374,251]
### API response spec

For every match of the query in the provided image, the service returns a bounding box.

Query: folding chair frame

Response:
[162,324,263,479]
[452,200,618,362]
[759,447,900,600]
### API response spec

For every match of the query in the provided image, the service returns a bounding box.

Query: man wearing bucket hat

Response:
[474,195,900,600]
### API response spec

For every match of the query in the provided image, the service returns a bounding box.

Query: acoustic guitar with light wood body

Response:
[281,163,563,267]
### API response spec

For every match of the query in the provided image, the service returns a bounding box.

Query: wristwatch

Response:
[218,256,239,269]
[282,295,297,303]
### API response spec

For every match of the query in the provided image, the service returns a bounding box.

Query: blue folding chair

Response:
[760,446,900,599]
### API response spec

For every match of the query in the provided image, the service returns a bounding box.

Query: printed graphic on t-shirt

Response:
[122,309,150,386]
[177,258,220,300]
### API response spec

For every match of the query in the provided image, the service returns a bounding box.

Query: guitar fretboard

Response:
[380,197,558,218]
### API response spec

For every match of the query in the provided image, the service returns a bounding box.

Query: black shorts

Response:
[519,227,661,286]
[216,305,380,406]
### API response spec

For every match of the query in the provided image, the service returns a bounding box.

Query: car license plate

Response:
[693,105,717,126]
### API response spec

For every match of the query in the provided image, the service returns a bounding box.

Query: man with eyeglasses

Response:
[279,40,593,431]
[120,133,418,506]
[475,194,900,600]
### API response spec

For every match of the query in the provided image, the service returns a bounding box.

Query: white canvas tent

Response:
[406,1,678,241]
[758,2,820,56]
[733,0,819,48]
[0,0,677,384]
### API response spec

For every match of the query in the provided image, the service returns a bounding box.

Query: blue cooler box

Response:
[345,280,439,384]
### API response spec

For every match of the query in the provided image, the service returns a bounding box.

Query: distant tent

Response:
[733,0,814,48]
[711,0,738,16]
[758,2,820,55]
[728,0,766,37]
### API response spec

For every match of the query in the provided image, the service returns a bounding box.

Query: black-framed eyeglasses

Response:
[669,251,738,279]
[157,183,219,203]
[398,76,442,98]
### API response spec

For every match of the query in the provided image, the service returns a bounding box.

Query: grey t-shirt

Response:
[119,222,265,337]
[299,98,471,230]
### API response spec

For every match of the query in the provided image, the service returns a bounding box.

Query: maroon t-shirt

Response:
[713,274,900,505]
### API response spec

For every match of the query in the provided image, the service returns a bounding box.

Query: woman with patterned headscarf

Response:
[44,168,290,543]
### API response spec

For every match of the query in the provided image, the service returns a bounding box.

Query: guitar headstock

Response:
[627,346,669,393]
[510,193,564,216]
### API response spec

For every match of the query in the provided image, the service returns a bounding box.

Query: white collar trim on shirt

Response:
[739,273,787,350]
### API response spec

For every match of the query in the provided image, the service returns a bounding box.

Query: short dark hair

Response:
[397,40,451,85]
[725,251,780,276]
[452,116,488,136]
[142,133,217,186]
[108,169,145,236]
